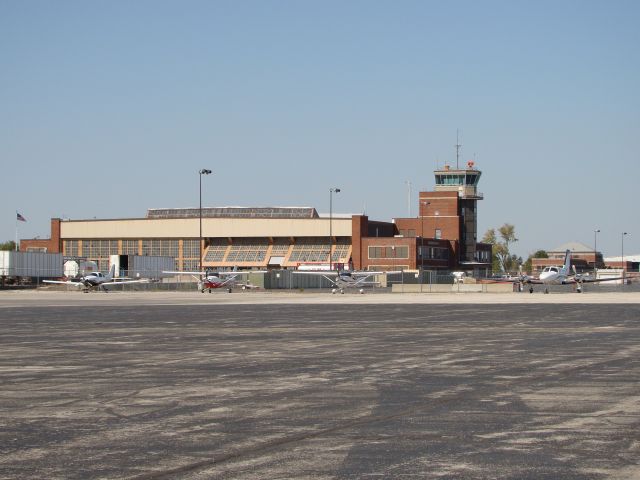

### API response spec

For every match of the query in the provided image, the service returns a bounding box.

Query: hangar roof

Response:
[147,207,319,219]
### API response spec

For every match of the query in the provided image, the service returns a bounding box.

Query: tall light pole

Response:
[622,232,628,283]
[199,169,212,278]
[329,187,340,270]
[420,201,430,288]
[594,229,600,275]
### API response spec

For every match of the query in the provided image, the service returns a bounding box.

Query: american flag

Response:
[16,212,27,222]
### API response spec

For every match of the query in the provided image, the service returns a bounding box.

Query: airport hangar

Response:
[21,164,493,277]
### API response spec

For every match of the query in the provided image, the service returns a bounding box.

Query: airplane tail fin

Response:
[561,249,571,275]
[108,264,116,280]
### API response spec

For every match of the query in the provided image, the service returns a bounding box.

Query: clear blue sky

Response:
[2,0,638,258]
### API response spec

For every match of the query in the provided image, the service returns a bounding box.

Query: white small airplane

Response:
[43,265,149,292]
[515,250,625,293]
[294,269,392,294]
[163,269,262,293]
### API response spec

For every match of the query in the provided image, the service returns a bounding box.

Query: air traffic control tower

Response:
[420,160,483,265]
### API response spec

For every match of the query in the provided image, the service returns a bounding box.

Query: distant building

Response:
[531,242,600,274]
[603,255,640,273]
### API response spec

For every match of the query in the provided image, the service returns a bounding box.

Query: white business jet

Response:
[516,250,625,293]
[43,265,149,292]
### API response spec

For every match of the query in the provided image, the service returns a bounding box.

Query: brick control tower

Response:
[429,161,483,263]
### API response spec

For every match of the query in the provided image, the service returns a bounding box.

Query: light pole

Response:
[622,232,628,283]
[329,187,340,270]
[420,201,430,278]
[199,169,212,279]
[594,229,600,276]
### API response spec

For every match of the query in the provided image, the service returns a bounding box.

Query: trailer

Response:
[0,251,64,285]
[110,255,175,280]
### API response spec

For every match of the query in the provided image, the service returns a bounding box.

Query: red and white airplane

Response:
[43,265,149,292]
[163,269,262,293]
[515,250,625,293]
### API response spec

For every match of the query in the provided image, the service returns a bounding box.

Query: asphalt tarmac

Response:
[1,292,639,479]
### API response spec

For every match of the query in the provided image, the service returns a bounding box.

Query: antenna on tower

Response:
[405,180,412,217]
[456,128,462,170]
[455,129,462,169]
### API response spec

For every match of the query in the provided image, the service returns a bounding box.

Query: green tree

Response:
[0,240,16,251]
[482,223,520,273]
[523,249,548,274]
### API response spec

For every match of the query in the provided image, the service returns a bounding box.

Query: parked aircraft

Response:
[293,270,392,294]
[43,265,149,292]
[163,269,261,293]
[515,250,625,293]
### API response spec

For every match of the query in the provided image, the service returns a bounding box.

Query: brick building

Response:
[21,166,492,276]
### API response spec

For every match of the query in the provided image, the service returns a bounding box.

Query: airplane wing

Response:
[573,275,627,284]
[42,280,84,286]
[163,271,265,276]
[292,271,338,276]
[104,279,150,285]
[163,270,206,275]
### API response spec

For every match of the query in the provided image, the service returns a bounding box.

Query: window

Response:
[435,229,442,240]
[368,246,408,259]
[225,238,268,263]
[289,238,330,263]
[63,240,79,257]
[121,240,139,255]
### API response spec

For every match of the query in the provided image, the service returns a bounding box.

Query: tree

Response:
[523,250,548,274]
[0,240,16,251]
[482,223,520,273]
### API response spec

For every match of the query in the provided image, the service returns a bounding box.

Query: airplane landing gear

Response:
[359,288,364,294]
[227,288,232,293]
[340,289,345,294]
[331,288,337,294]
[544,287,549,294]
[529,287,534,294]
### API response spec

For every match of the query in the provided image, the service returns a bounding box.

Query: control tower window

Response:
[465,174,478,185]
[436,174,464,185]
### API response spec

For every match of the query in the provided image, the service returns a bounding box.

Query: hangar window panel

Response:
[64,240,79,257]
[84,240,118,258]
[225,238,268,263]
[288,238,329,264]
[332,244,351,262]
[204,246,228,262]
[271,239,290,256]
[144,239,179,257]
[142,240,152,256]
[182,240,200,259]
[121,240,139,255]
[182,259,200,271]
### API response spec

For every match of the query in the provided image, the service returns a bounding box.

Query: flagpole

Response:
[15,210,19,251]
